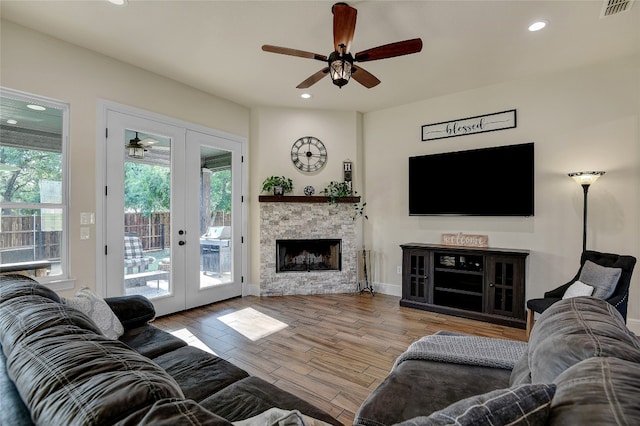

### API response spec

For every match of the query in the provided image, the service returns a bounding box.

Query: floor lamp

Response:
[568,171,605,253]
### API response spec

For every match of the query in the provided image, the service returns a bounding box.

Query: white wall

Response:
[363,55,640,329]
[1,21,250,296]
[248,108,363,291]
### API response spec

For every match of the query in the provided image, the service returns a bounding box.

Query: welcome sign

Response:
[422,109,516,141]
[441,233,489,248]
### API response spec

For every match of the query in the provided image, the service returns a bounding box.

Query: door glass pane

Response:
[199,147,232,288]
[123,129,172,298]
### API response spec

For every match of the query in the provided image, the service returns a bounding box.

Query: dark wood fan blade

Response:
[351,65,380,88]
[332,2,357,53]
[262,45,327,62]
[354,38,423,62]
[296,68,330,89]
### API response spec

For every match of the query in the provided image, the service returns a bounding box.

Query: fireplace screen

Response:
[276,239,341,272]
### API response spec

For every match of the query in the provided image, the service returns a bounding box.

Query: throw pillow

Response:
[395,383,556,426]
[64,287,124,339]
[578,260,622,299]
[562,280,594,299]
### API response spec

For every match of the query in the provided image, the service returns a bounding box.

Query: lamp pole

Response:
[568,171,605,254]
[580,183,589,254]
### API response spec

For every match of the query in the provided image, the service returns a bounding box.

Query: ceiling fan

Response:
[126,132,169,159]
[262,2,422,89]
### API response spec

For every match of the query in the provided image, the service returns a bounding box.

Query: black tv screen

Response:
[409,142,534,216]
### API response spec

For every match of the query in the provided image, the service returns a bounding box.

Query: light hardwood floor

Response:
[153,293,526,425]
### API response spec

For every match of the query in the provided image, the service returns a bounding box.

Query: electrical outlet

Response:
[397,266,402,274]
[80,227,91,240]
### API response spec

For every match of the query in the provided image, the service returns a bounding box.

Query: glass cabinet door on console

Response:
[485,256,525,320]
[402,249,430,303]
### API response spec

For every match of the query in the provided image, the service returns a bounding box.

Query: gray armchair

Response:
[526,250,636,338]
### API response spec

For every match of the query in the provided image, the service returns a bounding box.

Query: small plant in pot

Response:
[321,181,352,204]
[262,176,293,196]
[322,181,367,221]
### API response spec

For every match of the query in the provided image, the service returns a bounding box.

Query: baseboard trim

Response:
[627,318,640,335]
[372,281,401,297]
[243,282,260,297]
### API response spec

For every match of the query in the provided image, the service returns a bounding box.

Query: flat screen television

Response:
[409,142,534,216]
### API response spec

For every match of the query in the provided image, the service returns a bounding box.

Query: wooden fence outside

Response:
[0,214,61,262]
[1,211,232,260]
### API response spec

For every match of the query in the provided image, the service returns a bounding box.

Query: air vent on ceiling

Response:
[600,0,634,17]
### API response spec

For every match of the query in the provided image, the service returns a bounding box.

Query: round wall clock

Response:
[291,136,327,173]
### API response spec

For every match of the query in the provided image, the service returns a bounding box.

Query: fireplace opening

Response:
[276,239,341,272]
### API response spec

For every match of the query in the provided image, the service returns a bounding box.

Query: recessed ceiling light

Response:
[528,20,548,32]
[301,93,312,99]
[107,0,128,5]
[27,104,46,111]
[6,119,18,125]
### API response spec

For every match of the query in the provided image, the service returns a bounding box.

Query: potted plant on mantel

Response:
[322,181,367,220]
[261,176,293,196]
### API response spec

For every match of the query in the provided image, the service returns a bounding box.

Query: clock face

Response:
[291,136,327,173]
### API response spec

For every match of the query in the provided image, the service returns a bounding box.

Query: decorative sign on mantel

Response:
[422,109,516,141]
[441,233,489,248]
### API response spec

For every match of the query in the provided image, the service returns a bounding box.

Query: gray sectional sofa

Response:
[4,272,640,426]
[354,295,640,425]
[0,274,341,425]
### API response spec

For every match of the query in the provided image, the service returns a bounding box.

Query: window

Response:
[0,88,70,281]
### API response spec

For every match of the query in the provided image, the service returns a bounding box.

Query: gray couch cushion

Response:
[7,328,184,425]
[106,294,156,329]
[200,376,342,426]
[395,383,556,426]
[550,357,640,425]
[119,323,188,358]
[116,398,232,425]
[0,295,105,348]
[509,350,532,386]
[153,345,249,402]
[354,359,511,426]
[528,297,640,384]
[0,274,61,303]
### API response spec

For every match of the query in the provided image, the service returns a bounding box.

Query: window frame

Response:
[0,87,71,288]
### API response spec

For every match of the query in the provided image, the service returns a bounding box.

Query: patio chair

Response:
[124,235,155,274]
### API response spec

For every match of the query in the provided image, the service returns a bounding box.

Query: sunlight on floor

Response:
[170,328,218,356]
[218,307,288,341]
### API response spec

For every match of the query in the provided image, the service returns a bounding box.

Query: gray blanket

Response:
[393,332,527,370]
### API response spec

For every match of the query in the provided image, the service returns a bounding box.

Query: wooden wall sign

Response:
[441,233,489,248]
[422,109,516,141]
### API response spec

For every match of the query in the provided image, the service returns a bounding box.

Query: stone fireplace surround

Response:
[259,196,359,296]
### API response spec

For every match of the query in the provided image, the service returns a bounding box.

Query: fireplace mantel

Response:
[259,195,360,203]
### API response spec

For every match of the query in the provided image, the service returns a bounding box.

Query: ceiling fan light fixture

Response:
[126,132,146,159]
[328,51,353,88]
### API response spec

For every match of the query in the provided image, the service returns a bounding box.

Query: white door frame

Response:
[96,100,247,309]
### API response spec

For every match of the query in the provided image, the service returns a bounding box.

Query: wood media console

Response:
[400,243,529,329]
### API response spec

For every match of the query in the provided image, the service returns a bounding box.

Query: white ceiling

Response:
[1,0,639,113]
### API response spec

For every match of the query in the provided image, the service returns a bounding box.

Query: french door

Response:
[104,109,243,316]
